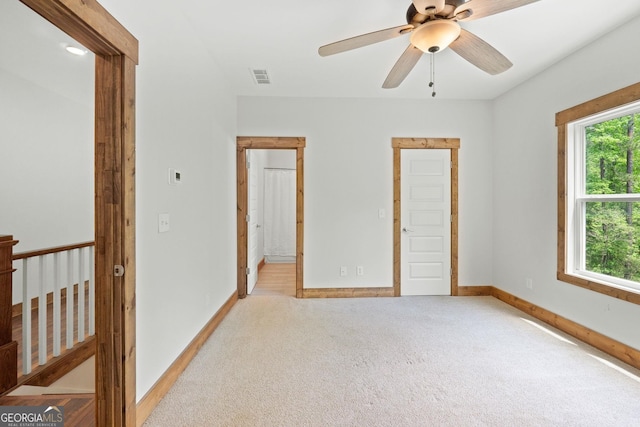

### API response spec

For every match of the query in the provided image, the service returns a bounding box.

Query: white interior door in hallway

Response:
[401,149,451,295]
[247,151,259,294]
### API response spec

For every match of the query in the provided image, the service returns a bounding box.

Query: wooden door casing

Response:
[392,138,459,297]
[236,137,305,299]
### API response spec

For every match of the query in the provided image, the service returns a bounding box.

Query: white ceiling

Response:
[179,0,640,100]
[3,0,640,101]
[0,1,94,106]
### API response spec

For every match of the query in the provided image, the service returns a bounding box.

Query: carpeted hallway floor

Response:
[143,295,640,426]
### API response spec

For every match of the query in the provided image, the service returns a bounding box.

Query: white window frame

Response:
[566,101,640,294]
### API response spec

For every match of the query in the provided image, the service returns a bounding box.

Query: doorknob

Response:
[402,227,414,233]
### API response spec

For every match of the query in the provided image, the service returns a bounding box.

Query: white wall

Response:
[0,1,96,298]
[492,15,640,350]
[0,71,94,252]
[238,97,494,288]
[98,0,238,400]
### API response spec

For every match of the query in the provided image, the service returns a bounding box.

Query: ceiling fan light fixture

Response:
[410,20,461,53]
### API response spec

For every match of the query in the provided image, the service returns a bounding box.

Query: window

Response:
[568,105,640,289]
[557,82,640,304]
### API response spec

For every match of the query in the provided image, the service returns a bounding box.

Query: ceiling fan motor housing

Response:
[412,0,445,14]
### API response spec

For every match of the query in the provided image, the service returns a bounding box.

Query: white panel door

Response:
[247,151,258,294]
[401,149,451,296]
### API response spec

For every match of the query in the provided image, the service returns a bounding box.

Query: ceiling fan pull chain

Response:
[429,53,436,97]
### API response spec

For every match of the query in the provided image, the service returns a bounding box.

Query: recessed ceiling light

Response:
[65,46,88,56]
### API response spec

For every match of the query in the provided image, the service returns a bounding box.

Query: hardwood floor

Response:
[3,287,96,427]
[251,262,296,297]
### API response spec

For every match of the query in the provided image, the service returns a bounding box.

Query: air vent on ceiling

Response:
[250,68,271,85]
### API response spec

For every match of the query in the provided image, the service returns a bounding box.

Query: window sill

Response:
[557,271,640,305]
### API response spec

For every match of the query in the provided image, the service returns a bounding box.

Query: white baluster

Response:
[66,250,74,349]
[16,243,97,374]
[53,252,61,357]
[38,256,47,366]
[22,258,31,375]
[78,248,85,342]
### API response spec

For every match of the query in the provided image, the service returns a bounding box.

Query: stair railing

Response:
[12,240,95,376]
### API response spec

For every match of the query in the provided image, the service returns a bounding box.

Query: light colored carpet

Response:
[143,295,640,426]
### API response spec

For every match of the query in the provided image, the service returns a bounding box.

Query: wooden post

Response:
[0,235,18,394]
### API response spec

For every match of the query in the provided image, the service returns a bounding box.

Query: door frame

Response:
[236,137,305,298]
[392,138,459,296]
[19,1,138,425]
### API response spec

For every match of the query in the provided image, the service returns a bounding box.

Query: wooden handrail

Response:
[13,241,95,261]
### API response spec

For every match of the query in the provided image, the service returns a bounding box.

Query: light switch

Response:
[378,208,386,219]
[158,213,170,233]
[168,168,181,185]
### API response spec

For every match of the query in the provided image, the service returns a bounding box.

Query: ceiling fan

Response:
[318,0,540,89]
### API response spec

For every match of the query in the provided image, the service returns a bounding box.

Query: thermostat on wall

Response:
[168,168,181,185]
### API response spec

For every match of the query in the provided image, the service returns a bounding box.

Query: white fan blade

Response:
[382,45,423,89]
[319,24,414,57]
[449,29,512,75]
[454,0,540,21]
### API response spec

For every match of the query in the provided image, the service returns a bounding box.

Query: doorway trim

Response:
[19,0,138,425]
[392,138,460,297]
[237,137,305,298]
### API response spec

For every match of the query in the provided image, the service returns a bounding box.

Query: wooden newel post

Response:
[0,235,18,394]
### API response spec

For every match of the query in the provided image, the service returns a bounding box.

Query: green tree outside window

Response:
[585,114,640,281]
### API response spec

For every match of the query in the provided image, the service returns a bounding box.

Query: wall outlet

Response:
[357,266,364,276]
[525,278,533,290]
[340,266,347,277]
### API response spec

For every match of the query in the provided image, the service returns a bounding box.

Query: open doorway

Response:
[236,137,305,298]
[246,150,297,296]
[0,0,96,395]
